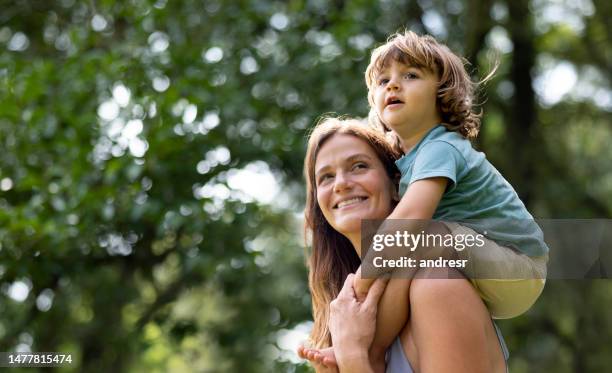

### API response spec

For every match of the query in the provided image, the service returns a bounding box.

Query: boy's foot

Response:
[297,346,337,367]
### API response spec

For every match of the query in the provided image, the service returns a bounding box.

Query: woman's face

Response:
[314,134,397,237]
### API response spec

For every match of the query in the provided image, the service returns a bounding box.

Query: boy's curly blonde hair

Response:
[365,30,491,140]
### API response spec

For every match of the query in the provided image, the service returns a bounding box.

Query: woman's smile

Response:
[334,196,368,209]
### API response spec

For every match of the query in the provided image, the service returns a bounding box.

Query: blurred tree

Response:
[0,0,610,372]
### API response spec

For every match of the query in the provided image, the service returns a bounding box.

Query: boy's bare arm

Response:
[388,177,446,220]
[355,177,447,300]
[353,266,376,301]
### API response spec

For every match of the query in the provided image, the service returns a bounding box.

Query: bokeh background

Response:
[1,0,610,371]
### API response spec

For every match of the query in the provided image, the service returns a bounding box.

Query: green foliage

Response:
[0,0,610,372]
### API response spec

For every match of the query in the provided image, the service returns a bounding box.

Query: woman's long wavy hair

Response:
[303,116,401,348]
[365,30,497,141]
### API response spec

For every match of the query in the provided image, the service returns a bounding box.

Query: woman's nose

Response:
[333,172,352,192]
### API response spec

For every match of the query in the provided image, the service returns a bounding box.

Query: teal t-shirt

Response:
[395,125,548,256]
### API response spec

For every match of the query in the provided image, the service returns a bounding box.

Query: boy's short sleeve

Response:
[409,140,464,191]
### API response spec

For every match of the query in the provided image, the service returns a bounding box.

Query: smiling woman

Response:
[314,133,398,250]
[300,116,508,373]
[303,116,401,352]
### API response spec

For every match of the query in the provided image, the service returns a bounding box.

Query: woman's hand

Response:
[299,274,387,373]
[328,273,388,372]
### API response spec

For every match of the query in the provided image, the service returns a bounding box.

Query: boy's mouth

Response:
[385,97,404,107]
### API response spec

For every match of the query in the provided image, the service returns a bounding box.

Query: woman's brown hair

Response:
[303,116,401,348]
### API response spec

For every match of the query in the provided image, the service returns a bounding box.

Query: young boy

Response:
[303,30,547,372]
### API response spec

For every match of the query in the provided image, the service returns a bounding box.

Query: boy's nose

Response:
[386,78,400,91]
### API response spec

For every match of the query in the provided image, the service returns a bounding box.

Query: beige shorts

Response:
[442,222,548,319]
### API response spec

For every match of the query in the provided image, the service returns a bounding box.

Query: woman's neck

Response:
[347,232,362,257]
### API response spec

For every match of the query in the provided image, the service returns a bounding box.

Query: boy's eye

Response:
[378,78,389,86]
[404,72,418,80]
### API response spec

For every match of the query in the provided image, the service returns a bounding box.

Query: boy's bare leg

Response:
[409,268,505,373]
[367,277,412,373]
[354,222,458,372]
[353,266,376,301]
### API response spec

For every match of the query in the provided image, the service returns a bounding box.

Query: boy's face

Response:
[373,60,441,138]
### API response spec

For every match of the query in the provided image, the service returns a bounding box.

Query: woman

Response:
[299,117,508,372]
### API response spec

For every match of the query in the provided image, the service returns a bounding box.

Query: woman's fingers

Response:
[337,273,356,299]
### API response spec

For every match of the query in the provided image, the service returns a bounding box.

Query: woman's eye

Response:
[318,174,333,184]
[352,163,368,171]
